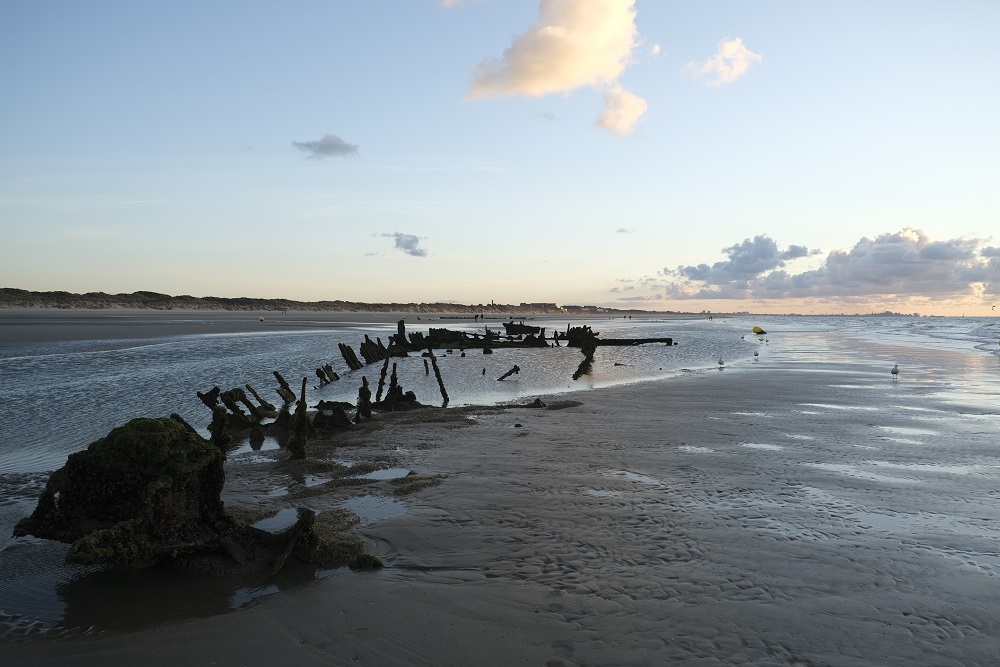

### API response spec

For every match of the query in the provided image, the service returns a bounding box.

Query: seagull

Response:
[891,364,899,381]
[754,351,759,362]
[718,357,725,370]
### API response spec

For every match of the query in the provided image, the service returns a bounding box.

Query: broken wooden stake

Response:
[497,365,521,381]
[427,349,449,407]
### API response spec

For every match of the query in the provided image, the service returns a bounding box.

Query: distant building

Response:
[520,302,559,309]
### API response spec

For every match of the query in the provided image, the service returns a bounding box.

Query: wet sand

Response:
[0,308,681,346]
[0,309,434,345]
[4,357,1000,665]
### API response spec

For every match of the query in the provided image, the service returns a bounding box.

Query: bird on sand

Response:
[718,357,725,369]
[754,351,759,361]
[891,364,899,380]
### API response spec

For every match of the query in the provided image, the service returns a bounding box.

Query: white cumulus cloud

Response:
[597,85,648,135]
[468,0,647,134]
[685,37,762,87]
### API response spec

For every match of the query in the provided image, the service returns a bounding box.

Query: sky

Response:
[2,0,999,316]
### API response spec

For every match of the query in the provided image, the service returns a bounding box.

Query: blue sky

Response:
[2,1,998,315]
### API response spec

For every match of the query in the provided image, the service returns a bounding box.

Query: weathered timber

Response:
[593,337,673,346]
[394,320,411,354]
[571,326,599,381]
[408,326,546,351]
[287,377,311,460]
[207,405,231,449]
[497,365,521,381]
[387,362,399,402]
[502,320,541,336]
[375,344,395,403]
[13,415,367,573]
[355,377,373,423]
[232,388,266,421]
[427,349,449,407]
[313,400,353,430]
[338,343,364,371]
[377,362,420,411]
[558,324,671,347]
[273,371,296,404]
[245,384,276,412]
[197,386,221,409]
[359,335,388,365]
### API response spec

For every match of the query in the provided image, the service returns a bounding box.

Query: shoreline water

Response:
[0,311,752,475]
[1,313,999,664]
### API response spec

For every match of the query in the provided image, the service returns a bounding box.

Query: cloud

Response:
[381,232,428,257]
[292,134,359,159]
[667,235,820,285]
[662,228,999,300]
[468,0,647,134]
[615,227,635,234]
[469,0,638,98]
[597,85,648,135]
[685,38,761,86]
[441,0,462,7]
[980,246,1000,258]
[650,44,661,57]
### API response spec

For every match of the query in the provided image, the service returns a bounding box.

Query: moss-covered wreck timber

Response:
[313,400,354,430]
[375,362,422,412]
[202,380,280,446]
[12,415,368,573]
[355,376,373,423]
[287,377,314,460]
[272,371,297,404]
[570,326,599,381]
[245,384,276,412]
[338,343,365,371]
[359,335,390,365]
[559,324,672,347]
[219,388,262,425]
[407,326,549,351]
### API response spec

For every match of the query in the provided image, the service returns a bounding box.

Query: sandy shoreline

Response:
[0,309,458,345]
[4,351,1000,666]
[0,309,675,346]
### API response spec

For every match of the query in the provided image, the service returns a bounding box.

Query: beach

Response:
[0,332,1000,665]
[3,321,1000,665]
[0,308,429,345]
